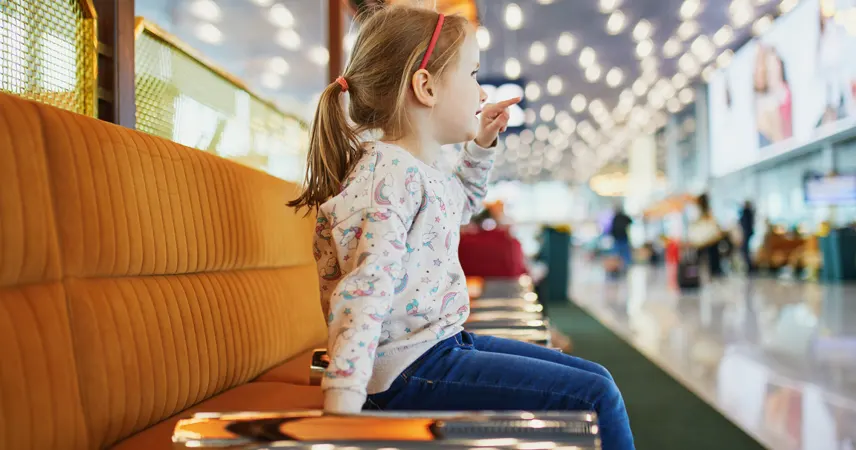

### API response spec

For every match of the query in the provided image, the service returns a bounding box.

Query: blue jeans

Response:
[366,331,635,450]
[614,239,632,268]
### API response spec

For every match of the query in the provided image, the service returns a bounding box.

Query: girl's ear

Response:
[411,69,437,107]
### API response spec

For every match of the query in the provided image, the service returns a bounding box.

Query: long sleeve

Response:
[452,140,496,223]
[320,207,409,414]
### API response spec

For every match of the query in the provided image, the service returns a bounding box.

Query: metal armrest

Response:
[309,349,328,387]
[472,328,552,346]
[470,302,544,314]
[468,311,544,322]
[173,410,600,449]
[465,318,549,331]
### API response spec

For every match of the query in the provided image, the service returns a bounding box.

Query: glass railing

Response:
[0,0,97,116]
[133,18,309,181]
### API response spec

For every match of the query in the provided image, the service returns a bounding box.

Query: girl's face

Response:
[432,31,487,145]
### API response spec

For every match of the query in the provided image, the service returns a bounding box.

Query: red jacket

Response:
[459,228,528,278]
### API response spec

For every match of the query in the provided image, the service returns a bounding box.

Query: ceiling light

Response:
[716,49,734,67]
[753,15,774,35]
[619,88,636,104]
[632,78,649,96]
[677,20,700,41]
[308,46,329,66]
[504,58,521,79]
[249,0,273,5]
[535,125,550,141]
[579,47,596,67]
[195,23,222,44]
[606,68,624,87]
[780,0,798,13]
[269,3,295,28]
[648,91,666,109]
[672,72,688,89]
[585,64,602,82]
[713,25,734,47]
[679,88,694,104]
[537,0,554,4]
[268,56,289,75]
[632,20,653,42]
[667,97,681,113]
[476,26,491,50]
[599,0,622,13]
[261,72,282,89]
[540,104,556,122]
[656,78,676,98]
[275,29,301,50]
[525,109,537,124]
[505,3,523,30]
[190,0,221,22]
[680,0,702,20]
[505,134,521,149]
[636,39,654,58]
[641,56,659,73]
[525,82,541,101]
[641,69,658,85]
[529,41,547,64]
[344,33,357,52]
[557,32,576,55]
[691,35,715,62]
[547,75,564,95]
[702,65,716,81]
[520,129,535,144]
[663,37,682,58]
[589,99,606,114]
[607,10,627,34]
[730,1,754,27]
[678,53,700,76]
[571,94,588,113]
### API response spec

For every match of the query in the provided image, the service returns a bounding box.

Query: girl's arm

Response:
[451,141,496,223]
[320,207,408,414]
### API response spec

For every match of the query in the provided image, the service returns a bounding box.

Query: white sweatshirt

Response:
[313,140,495,414]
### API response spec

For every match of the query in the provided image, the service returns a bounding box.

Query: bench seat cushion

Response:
[111,382,323,450]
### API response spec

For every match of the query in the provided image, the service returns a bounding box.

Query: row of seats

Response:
[0,93,591,449]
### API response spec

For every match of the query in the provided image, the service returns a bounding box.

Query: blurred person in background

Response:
[688,193,725,277]
[609,205,633,271]
[459,206,528,279]
[740,200,756,273]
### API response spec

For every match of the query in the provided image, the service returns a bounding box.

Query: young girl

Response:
[290,5,633,449]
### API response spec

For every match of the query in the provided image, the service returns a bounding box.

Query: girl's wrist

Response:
[474,136,497,148]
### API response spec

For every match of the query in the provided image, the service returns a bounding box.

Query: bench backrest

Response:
[0,93,326,449]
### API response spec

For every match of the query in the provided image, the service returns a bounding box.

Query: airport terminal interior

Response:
[2,0,856,449]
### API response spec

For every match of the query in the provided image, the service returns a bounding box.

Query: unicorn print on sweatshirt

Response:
[312,140,497,413]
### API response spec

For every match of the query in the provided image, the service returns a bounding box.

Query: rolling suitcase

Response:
[677,248,701,289]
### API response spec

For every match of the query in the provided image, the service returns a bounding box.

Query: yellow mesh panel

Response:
[0,0,96,116]
[134,20,309,181]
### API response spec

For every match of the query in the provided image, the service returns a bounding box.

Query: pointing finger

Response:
[496,97,522,109]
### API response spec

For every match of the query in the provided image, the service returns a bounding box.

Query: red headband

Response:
[419,14,445,70]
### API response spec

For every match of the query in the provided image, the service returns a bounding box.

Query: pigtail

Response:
[289,81,362,212]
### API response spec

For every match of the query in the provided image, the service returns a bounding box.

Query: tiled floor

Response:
[569,260,856,450]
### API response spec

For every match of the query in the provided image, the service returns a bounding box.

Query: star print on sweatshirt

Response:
[312,140,496,414]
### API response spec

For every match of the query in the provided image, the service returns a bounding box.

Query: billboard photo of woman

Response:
[754,44,794,147]
[816,6,856,127]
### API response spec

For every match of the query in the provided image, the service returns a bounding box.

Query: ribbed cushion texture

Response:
[0,93,327,449]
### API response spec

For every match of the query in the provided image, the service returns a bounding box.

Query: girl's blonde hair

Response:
[289,5,470,212]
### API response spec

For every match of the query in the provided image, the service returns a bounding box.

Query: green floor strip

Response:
[548,301,765,450]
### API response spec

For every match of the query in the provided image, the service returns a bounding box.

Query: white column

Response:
[625,133,658,216]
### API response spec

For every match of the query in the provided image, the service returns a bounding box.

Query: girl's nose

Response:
[479,85,488,104]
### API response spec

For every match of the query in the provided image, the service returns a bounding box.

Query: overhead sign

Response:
[478,78,526,132]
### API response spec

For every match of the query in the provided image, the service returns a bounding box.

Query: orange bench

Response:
[0,92,328,449]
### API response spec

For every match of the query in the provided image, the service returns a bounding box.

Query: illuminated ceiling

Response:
[134,0,792,183]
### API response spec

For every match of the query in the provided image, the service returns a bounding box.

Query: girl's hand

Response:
[475,97,522,148]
